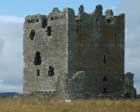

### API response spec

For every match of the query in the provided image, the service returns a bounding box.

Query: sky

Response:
[0,0,140,94]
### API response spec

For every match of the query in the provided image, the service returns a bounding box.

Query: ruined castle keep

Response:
[23,5,136,99]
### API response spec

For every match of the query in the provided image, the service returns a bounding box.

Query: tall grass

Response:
[0,97,139,112]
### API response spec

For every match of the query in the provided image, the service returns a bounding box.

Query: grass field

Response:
[0,97,140,112]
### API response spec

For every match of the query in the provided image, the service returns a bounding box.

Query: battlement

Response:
[76,5,125,26]
[24,5,125,29]
[25,14,47,29]
[76,4,124,16]
[25,15,47,24]
[48,8,64,21]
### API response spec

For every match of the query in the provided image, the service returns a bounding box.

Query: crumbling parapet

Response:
[124,72,137,98]
[94,4,103,16]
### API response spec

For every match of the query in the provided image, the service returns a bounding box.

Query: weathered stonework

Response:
[124,72,136,98]
[23,5,136,99]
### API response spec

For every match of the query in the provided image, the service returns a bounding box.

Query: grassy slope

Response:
[0,98,140,112]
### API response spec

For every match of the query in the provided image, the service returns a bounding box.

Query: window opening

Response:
[47,26,51,36]
[103,88,107,94]
[37,69,40,76]
[103,55,107,64]
[34,52,42,65]
[42,19,47,28]
[29,30,35,40]
[103,76,107,82]
[51,17,54,20]
[48,66,54,76]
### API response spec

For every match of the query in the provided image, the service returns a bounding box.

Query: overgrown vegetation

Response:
[0,97,140,112]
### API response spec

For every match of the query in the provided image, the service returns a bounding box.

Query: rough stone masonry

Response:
[23,5,136,99]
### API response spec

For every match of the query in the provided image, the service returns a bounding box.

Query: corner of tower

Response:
[63,7,75,19]
[104,8,125,27]
[24,14,48,29]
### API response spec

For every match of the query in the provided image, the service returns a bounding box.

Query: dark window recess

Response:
[96,18,98,22]
[48,66,54,76]
[103,88,107,94]
[34,52,42,65]
[106,17,113,24]
[29,30,35,40]
[103,55,107,64]
[107,19,111,24]
[47,26,51,36]
[42,19,47,28]
[76,28,78,34]
[36,19,39,22]
[37,69,40,76]
[115,33,117,38]
[125,93,131,98]
[103,76,108,82]
[27,19,35,23]
[51,17,54,20]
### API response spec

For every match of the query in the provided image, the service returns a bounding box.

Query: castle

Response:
[23,5,136,99]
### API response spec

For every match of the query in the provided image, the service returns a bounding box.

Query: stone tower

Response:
[23,5,136,99]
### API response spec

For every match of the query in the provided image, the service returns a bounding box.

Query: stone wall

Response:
[23,9,69,95]
[75,5,125,97]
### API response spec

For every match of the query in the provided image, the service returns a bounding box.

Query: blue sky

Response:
[0,0,122,16]
[0,0,140,94]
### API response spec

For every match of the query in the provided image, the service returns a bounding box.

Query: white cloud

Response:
[0,16,24,93]
[0,84,22,93]
[0,16,24,24]
[117,0,140,93]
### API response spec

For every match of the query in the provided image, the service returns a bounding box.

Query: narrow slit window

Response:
[37,69,40,76]
[29,30,35,40]
[34,52,42,65]
[115,33,119,42]
[76,28,78,34]
[48,66,54,76]
[103,55,107,64]
[115,33,117,38]
[47,26,51,36]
